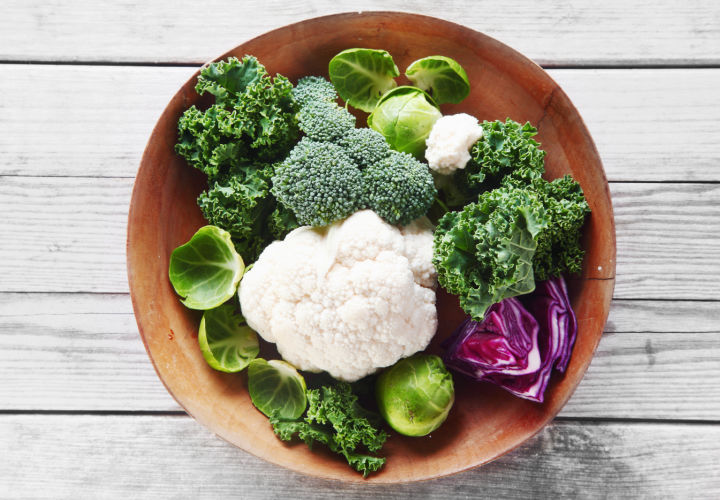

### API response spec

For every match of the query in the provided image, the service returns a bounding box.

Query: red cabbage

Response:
[443,276,577,403]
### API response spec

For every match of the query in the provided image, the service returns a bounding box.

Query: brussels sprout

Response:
[329,48,399,112]
[198,305,259,372]
[376,354,455,437]
[248,358,307,420]
[406,55,470,105]
[368,86,442,159]
[168,225,245,310]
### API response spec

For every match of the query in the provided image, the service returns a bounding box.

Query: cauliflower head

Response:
[425,113,483,175]
[239,210,437,381]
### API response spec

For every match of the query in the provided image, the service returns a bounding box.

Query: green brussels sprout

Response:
[367,86,442,159]
[375,354,455,437]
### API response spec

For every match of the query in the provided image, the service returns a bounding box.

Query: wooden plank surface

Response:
[1,177,717,299]
[2,1,719,65]
[1,415,718,497]
[1,293,718,419]
[2,65,720,182]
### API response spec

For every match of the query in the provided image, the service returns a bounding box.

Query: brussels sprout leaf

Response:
[168,225,245,310]
[198,305,259,372]
[248,359,307,420]
[406,55,470,105]
[329,48,399,112]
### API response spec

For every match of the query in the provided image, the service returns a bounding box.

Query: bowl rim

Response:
[127,10,616,483]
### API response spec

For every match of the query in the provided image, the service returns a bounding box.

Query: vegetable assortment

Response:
[166,47,591,476]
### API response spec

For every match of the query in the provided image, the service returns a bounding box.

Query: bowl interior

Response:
[127,12,615,483]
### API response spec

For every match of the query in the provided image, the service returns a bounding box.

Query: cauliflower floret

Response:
[239,210,437,381]
[425,113,483,175]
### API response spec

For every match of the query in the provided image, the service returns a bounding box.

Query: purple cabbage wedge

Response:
[443,276,578,403]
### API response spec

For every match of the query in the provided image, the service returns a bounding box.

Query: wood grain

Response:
[2,1,719,65]
[1,293,718,419]
[1,65,719,182]
[1,415,718,497]
[0,177,715,299]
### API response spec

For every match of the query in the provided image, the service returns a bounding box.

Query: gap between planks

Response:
[1,65,720,182]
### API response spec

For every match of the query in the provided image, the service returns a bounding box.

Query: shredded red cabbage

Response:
[443,276,577,403]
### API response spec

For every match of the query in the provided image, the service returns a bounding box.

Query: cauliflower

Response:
[239,210,437,381]
[425,113,483,175]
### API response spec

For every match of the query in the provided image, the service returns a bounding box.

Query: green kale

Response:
[436,119,546,208]
[526,176,591,280]
[197,164,298,263]
[175,56,299,181]
[363,150,437,226]
[270,382,387,477]
[433,184,549,321]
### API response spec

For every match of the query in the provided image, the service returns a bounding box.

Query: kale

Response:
[197,163,298,263]
[435,119,546,209]
[526,176,591,280]
[433,183,549,321]
[270,382,387,478]
[175,56,299,181]
[175,56,300,263]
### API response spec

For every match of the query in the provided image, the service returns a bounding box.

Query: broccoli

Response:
[363,151,437,226]
[272,138,364,226]
[197,163,298,262]
[275,75,436,228]
[339,128,391,169]
[298,100,356,143]
[292,76,338,106]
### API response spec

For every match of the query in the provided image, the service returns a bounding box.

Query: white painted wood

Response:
[2,65,719,182]
[1,415,718,497]
[2,1,719,65]
[1,293,718,419]
[1,177,716,299]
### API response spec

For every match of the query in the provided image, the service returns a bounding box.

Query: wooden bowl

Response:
[127,12,615,483]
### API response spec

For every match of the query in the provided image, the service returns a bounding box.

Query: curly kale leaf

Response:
[195,56,265,106]
[433,184,549,320]
[436,119,546,208]
[527,176,591,280]
[175,56,299,181]
[270,382,387,477]
[197,164,298,263]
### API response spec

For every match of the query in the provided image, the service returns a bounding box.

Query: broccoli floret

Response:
[272,138,364,226]
[339,128,391,169]
[293,76,338,106]
[298,100,356,143]
[362,151,437,226]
